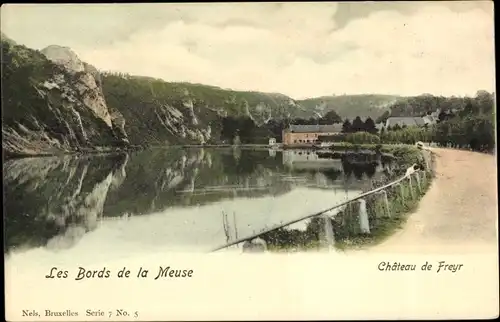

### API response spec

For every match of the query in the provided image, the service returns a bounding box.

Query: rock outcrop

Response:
[40,45,86,73]
[99,73,307,146]
[2,39,129,157]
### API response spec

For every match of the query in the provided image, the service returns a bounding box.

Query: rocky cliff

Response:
[2,40,133,158]
[99,74,312,145]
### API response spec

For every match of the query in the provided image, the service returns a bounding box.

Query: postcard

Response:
[2,1,498,321]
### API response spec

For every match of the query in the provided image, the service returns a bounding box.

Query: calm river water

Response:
[4,148,392,259]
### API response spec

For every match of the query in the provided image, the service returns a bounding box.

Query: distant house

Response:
[282,124,343,145]
[385,117,426,129]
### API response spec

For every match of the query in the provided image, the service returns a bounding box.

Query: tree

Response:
[363,117,377,134]
[474,90,494,114]
[351,116,364,132]
[308,117,318,125]
[459,98,475,117]
[438,111,449,122]
[320,110,342,124]
[221,116,238,142]
[238,117,256,144]
[293,118,309,125]
[342,119,352,133]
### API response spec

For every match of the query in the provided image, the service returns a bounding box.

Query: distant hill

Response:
[387,94,466,117]
[99,72,318,146]
[297,94,402,120]
[1,32,16,45]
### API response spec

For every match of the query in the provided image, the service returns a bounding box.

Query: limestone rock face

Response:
[2,40,129,157]
[41,45,113,128]
[41,45,85,73]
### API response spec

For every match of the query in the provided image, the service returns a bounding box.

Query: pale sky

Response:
[1,2,495,99]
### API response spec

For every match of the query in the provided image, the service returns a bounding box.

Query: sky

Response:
[1,2,495,99]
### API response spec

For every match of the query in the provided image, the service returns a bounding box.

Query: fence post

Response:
[398,183,405,205]
[414,172,421,193]
[408,176,415,199]
[358,199,370,234]
[375,190,391,218]
[322,212,336,249]
[380,190,391,218]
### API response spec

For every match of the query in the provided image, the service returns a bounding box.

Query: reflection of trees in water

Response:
[322,169,341,181]
[290,160,379,182]
[3,149,288,252]
[4,148,390,253]
[221,149,261,176]
[341,159,378,180]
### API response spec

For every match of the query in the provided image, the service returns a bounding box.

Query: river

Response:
[4,147,393,260]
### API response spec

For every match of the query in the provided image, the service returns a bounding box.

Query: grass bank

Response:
[333,161,434,251]
[332,145,435,250]
[257,144,435,252]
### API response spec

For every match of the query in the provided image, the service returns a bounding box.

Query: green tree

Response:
[351,116,364,132]
[342,119,352,133]
[319,110,342,124]
[363,117,377,134]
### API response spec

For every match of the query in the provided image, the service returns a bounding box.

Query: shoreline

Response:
[2,143,377,161]
[2,142,430,161]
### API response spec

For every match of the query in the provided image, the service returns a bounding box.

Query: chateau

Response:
[282,124,343,145]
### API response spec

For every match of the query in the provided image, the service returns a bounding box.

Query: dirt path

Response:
[370,148,498,254]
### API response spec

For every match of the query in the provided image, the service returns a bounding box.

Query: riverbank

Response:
[257,145,435,253]
[332,146,435,250]
[2,143,279,161]
[3,144,148,161]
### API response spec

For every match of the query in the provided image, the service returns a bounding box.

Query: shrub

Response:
[345,132,381,144]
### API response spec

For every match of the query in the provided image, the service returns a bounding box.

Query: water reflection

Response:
[4,148,393,256]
